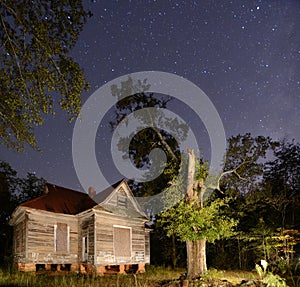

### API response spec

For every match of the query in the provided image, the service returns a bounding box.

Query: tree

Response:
[211,139,300,271]
[263,140,300,230]
[0,160,45,268]
[0,161,19,266]
[109,77,279,276]
[110,77,186,197]
[17,172,45,203]
[159,193,237,276]
[256,140,300,266]
[0,0,89,150]
[0,161,18,261]
[217,133,278,195]
[159,134,278,277]
[159,150,237,277]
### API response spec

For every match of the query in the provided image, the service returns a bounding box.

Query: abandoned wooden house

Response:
[9,179,151,274]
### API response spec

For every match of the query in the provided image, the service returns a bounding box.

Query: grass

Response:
[217,270,258,284]
[0,266,184,287]
[0,267,272,287]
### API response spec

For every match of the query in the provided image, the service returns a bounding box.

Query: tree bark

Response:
[198,239,207,274]
[186,239,207,278]
[187,148,196,200]
[186,149,207,278]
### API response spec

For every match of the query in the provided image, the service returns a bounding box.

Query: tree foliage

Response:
[263,140,300,229]
[214,139,300,270]
[108,77,300,274]
[0,0,89,150]
[159,198,237,243]
[110,77,187,196]
[18,172,45,203]
[219,133,278,194]
[0,160,45,267]
[0,161,18,230]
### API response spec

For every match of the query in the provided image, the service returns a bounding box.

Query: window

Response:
[113,226,131,257]
[117,194,127,207]
[54,223,69,253]
[82,236,88,261]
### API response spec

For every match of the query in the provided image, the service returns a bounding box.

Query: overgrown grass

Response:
[2,266,296,287]
[215,270,258,284]
[0,266,184,287]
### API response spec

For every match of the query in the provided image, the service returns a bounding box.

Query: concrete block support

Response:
[137,263,146,273]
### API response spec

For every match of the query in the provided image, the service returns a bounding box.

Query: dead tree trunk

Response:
[186,239,207,277]
[186,149,207,278]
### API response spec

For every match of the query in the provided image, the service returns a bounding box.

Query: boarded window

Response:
[114,227,131,257]
[55,223,68,252]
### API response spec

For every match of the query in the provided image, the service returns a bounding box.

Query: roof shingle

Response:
[20,183,97,215]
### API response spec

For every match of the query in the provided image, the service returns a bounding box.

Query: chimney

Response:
[88,186,96,199]
[44,185,49,194]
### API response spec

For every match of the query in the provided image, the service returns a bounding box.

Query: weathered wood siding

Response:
[25,209,78,264]
[78,212,95,264]
[94,211,150,265]
[13,217,27,263]
[145,230,150,263]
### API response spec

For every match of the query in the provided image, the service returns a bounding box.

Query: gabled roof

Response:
[93,180,123,204]
[20,183,97,215]
[18,180,148,219]
[93,179,148,219]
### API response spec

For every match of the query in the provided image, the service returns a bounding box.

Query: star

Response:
[1,0,299,191]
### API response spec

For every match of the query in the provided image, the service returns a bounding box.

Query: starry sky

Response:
[1,0,299,192]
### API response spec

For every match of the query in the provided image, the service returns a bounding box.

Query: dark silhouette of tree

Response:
[211,139,300,271]
[110,77,186,197]
[18,173,45,204]
[0,161,19,266]
[0,160,45,268]
[264,140,300,229]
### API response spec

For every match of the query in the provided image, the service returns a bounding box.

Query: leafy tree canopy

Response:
[159,198,238,243]
[109,77,188,196]
[264,139,300,198]
[219,133,278,195]
[0,0,89,151]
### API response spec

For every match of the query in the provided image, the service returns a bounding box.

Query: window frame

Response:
[113,225,132,258]
[54,223,70,253]
[82,235,88,261]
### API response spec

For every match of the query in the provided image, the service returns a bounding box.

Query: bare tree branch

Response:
[215,159,252,192]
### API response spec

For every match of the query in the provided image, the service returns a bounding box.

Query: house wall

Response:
[24,209,79,265]
[78,211,95,265]
[93,210,150,266]
[145,231,150,263]
[13,214,27,263]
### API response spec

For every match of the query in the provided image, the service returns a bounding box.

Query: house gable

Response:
[93,180,148,219]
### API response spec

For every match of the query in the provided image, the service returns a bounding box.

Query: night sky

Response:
[1,0,299,192]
